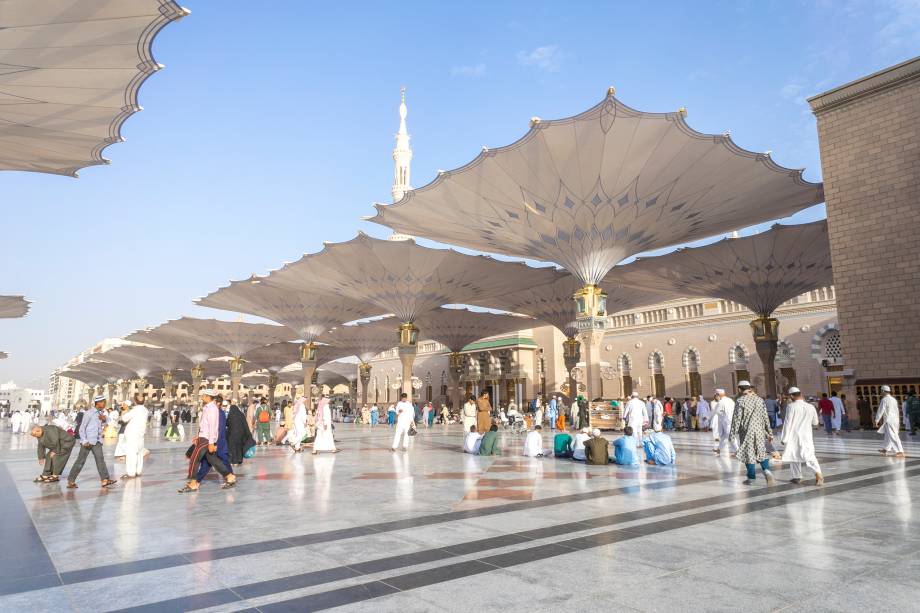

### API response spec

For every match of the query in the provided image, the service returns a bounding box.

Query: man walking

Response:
[731,382,775,485]
[765,395,780,429]
[255,398,273,446]
[179,389,237,492]
[31,424,75,483]
[780,387,823,485]
[120,398,149,479]
[712,388,737,456]
[818,393,834,435]
[875,385,905,457]
[830,391,845,435]
[391,393,415,452]
[66,395,118,489]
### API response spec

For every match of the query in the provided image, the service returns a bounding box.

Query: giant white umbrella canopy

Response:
[266,233,564,400]
[143,317,298,402]
[197,276,384,408]
[612,220,834,397]
[96,344,192,406]
[368,90,824,400]
[315,317,400,406]
[0,0,189,176]
[412,307,536,411]
[126,323,228,406]
[0,295,29,318]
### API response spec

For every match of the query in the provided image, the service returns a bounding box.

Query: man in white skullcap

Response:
[875,385,905,457]
[622,392,649,448]
[712,388,738,456]
[731,381,775,485]
[780,387,823,485]
[66,396,117,489]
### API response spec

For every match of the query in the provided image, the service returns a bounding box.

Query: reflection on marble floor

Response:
[0,423,916,612]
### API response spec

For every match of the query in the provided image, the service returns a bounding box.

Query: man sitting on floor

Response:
[643,430,677,466]
[479,424,500,456]
[572,427,591,461]
[584,428,610,465]
[612,426,640,466]
[553,430,573,458]
[523,425,547,457]
[463,425,483,454]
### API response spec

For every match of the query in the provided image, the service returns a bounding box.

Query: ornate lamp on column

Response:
[562,337,581,405]
[301,342,317,408]
[574,284,611,401]
[398,322,419,401]
[359,362,372,406]
[751,316,780,399]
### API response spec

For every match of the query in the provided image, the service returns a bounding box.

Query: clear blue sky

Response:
[1,0,917,387]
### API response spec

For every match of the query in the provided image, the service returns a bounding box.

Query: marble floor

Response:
[1,421,917,612]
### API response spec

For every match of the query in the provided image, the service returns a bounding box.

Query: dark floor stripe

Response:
[50,471,716,592]
[240,465,920,612]
[0,464,61,595]
[110,461,913,612]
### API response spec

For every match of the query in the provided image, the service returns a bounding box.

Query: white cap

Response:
[715,388,726,395]
[631,392,639,398]
[200,388,216,397]
[121,399,133,407]
[92,395,106,404]
[592,428,601,437]
[788,387,801,394]
[881,385,891,392]
[737,380,751,388]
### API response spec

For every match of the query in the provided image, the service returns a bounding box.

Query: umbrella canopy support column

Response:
[751,316,780,400]
[448,352,463,414]
[267,373,278,407]
[398,323,419,402]
[359,362,372,407]
[162,371,174,413]
[119,381,131,404]
[191,365,205,409]
[105,383,114,408]
[575,284,610,402]
[230,358,245,404]
[301,342,317,409]
[562,337,581,406]
[135,378,148,402]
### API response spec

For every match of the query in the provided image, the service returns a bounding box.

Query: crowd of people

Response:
[12,379,908,493]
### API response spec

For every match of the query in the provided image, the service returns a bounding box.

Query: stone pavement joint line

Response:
[228,465,920,613]
[108,461,916,613]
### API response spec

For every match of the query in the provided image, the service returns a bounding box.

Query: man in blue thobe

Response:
[643,431,677,466]
[612,426,640,466]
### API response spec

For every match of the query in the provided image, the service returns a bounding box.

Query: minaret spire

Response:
[388,87,414,241]
[391,86,412,203]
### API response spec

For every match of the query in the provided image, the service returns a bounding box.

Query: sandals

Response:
[67,482,78,489]
[177,485,198,494]
[220,480,236,490]
[100,479,118,488]
[33,475,58,483]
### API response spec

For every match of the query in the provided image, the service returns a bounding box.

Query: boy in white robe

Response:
[875,385,905,457]
[522,425,546,457]
[120,400,149,479]
[780,388,823,485]
[712,389,738,456]
[463,426,482,454]
[622,393,649,447]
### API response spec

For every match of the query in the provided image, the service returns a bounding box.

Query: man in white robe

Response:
[463,426,482,454]
[10,410,22,434]
[697,395,712,429]
[780,387,823,485]
[875,385,905,457]
[712,388,738,456]
[461,397,477,433]
[522,425,546,457]
[120,400,149,479]
[829,391,845,434]
[652,398,664,432]
[623,392,649,447]
[390,393,415,452]
[290,398,307,452]
[571,427,591,461]
[312,396,337,454]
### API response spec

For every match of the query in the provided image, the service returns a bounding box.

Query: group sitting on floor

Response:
[460,420,676,466]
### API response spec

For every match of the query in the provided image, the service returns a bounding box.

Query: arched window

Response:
[618,353,633,396]
[823,329,843,362]
[649,351,665,398]
[684,347,702,397]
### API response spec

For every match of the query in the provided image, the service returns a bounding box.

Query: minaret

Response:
[388,87,414,241]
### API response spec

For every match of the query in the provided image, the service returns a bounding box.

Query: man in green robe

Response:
[553,431,573,458]
[31,424,75,482]
[478,424,500,455]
